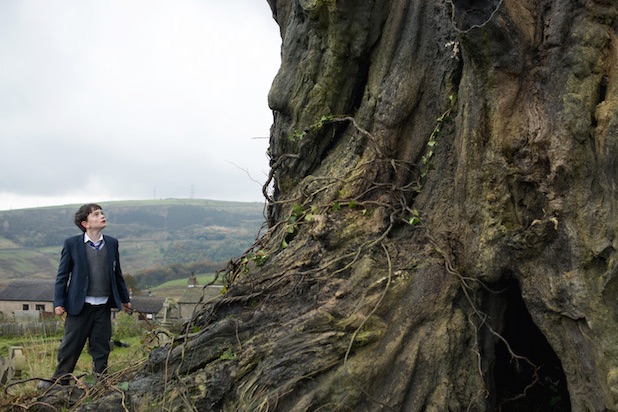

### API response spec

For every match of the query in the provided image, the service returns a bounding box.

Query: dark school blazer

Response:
[53,234,130,316]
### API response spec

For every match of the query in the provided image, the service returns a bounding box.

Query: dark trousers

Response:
[53,303,112,383]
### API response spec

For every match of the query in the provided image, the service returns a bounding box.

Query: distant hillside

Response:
[0,199,266,287]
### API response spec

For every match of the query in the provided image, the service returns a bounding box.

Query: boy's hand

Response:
[55,306,65,316]
[123,302,132,313]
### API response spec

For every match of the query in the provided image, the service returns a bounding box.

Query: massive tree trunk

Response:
[83,0,618,410]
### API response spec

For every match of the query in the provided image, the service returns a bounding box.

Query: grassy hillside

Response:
[0,199,266,286]
[145,273,221,300]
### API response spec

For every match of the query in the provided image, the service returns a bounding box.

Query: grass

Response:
[0,336,39,357]
[0,238,19,248]
[150,273,219,289]
[146,273,224,300]
[0,312,154,407]
[0,250,46,275]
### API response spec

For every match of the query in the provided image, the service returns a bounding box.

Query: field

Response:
[151,273,217,288]
[138,273,221,302]
[0,313,153,408]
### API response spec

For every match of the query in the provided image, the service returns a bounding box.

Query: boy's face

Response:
[81,208,107,231]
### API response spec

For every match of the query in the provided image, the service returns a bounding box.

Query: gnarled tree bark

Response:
[78,0,618,410]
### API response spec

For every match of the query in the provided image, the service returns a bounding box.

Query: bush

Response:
[113,312,146,340]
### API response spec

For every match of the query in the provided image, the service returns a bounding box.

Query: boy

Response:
[40,203,131,388]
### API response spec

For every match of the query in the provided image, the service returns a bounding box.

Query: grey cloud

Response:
[0,0,280,210]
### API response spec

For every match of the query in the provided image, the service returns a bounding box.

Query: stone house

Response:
[0,278,220,323]
[177,285,223,320]
[0,281,167,322]
[0,281,55,320]
[130,295,165,321]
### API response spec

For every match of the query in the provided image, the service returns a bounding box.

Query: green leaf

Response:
[409,210,420,226]
[292,204,304,217]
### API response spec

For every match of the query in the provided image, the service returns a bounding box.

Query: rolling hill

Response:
[0,199,266,288]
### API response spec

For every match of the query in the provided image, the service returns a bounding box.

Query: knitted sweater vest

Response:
[85,244,111,298]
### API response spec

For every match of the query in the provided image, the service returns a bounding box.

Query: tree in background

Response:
[122,273,140,296]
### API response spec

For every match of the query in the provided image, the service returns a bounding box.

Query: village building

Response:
[0,281,55,320]
[129,295,165,321]
[177,284,223,320]
[0,277,222,324]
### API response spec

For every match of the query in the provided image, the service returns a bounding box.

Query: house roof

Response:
[131,296,165,314]
[178,285,223,304]
[0,281,55,302]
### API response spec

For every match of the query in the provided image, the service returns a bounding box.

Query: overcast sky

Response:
[0,1,281,211]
